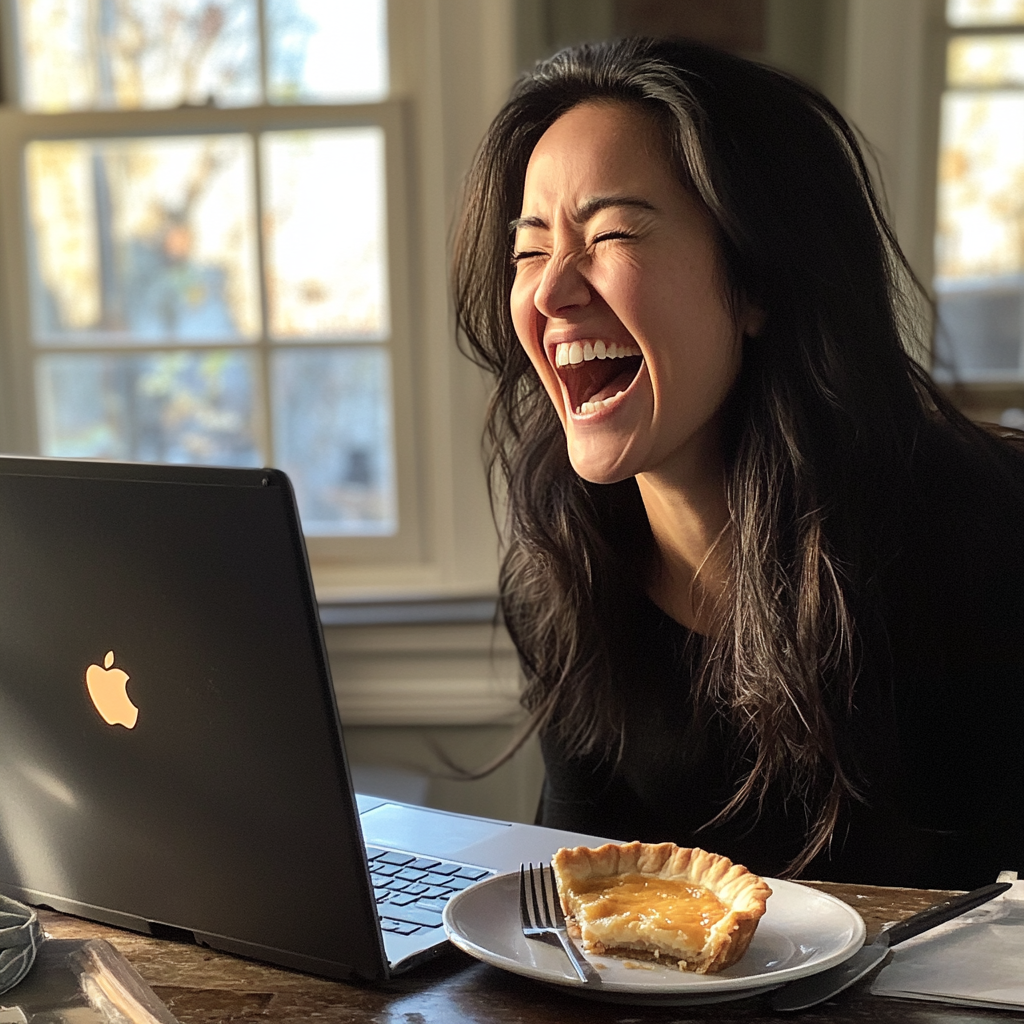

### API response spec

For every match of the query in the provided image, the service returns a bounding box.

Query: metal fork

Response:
[519,863,601,985]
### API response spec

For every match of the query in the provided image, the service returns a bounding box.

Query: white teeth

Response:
[553,340,640,415]
[553,341,638,367]
[577,390,625,416]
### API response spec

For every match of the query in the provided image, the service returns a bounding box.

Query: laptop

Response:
[0,455,609,980]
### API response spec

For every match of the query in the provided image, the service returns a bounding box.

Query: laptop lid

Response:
[0,456,390,980]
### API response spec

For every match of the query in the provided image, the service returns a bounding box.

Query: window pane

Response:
[26,136,260,344]
[948,0,1024,26]
[16,0,259,111]
[262,128,388,339]
[948,35,1024,85]
[935,92,1024,377]
[272,348,395,535]
[37,351,261,463]
[936,93,1024,279]
[266,0,388,104]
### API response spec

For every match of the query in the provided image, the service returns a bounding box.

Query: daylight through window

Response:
[8,0,397,536]
[936,0,1024,381]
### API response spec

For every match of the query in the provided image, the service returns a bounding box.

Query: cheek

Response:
[636,268,741,382]
[509,277,532,346]
[510,279,565,415]
[510,280,543,370]
[587,261,654,339]
[510,267,550,353]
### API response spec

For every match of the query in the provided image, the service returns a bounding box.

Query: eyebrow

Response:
[509,194,657,233]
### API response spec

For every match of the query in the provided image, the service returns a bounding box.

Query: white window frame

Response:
[0,99,424,562]
[831,0,946,303]
[0,0,517,614]
[836,0,1024,419]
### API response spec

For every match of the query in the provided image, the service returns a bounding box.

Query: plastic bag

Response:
[0,897,41,996]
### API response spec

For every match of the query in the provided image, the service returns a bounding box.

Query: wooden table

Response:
[37,883,1010,1023]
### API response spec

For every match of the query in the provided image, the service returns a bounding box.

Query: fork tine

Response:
[519,864,531,930]
[528,863,544,929]
[538,861,552,927]
[547,864,566,927]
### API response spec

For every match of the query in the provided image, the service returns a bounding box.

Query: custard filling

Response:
[563,873,728,953]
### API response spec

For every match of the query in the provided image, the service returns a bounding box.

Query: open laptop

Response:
[0,455,609,980]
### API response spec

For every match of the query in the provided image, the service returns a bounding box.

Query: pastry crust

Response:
[551,842,771,974]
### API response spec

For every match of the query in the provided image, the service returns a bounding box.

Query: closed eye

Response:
[592,230,636,245]
[510,249,547,264]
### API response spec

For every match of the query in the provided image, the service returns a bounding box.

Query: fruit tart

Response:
[551,842,771,974]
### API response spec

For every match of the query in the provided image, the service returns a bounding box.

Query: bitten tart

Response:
[551,842,771,974]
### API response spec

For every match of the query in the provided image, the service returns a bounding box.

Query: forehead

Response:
[520,100,677,213]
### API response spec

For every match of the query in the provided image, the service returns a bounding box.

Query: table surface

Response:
[37,883,1011,1024]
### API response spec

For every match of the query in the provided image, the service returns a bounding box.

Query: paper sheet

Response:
[871,879,1024,1010]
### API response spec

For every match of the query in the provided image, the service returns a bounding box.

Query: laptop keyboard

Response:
[366,846,493,936]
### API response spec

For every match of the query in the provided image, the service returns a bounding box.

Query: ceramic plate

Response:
[443,873,865,1005]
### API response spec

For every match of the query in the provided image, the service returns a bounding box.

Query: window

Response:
[0,0,511,613]
[935,0,1024,383]
[0,0,424,560]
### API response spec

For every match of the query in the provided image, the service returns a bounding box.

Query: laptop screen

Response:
[0,457,386,979]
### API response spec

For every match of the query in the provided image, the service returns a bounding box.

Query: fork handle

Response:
[556,932,602,985]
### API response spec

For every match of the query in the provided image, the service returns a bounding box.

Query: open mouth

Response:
[553,340,643,415]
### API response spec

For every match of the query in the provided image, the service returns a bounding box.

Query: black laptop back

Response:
[0,457,388,979]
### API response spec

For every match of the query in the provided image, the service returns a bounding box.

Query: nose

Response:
[533,252,592,319]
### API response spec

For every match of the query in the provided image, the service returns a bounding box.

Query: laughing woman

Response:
[453,38,1024,889]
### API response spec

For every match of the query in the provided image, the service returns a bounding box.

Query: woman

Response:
[453,37,1024,888]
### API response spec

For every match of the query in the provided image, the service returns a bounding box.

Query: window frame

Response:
[0,18,428,577]
[0,0,515,618]
[839,0,1024,421]
[935,10,1024,387]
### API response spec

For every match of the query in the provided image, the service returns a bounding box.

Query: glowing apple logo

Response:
[85,650,138,729]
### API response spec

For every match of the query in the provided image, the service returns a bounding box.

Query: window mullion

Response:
[256,0,269,104]
[251,128,274,466]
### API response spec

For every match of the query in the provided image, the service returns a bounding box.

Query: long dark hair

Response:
[452,37,1020,873]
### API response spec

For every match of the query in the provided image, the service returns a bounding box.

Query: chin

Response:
[566,439,638,486]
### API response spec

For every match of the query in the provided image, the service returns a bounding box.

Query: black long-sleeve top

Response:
[537,432,1024,890]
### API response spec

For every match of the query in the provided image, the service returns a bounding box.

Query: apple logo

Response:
[85,650,139,729]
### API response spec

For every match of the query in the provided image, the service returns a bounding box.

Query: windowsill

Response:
[319,594,498,627]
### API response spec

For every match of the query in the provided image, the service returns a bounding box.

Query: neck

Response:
[636,439,731,636]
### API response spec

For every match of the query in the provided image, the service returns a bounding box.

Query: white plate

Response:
[443,873,865,1006]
